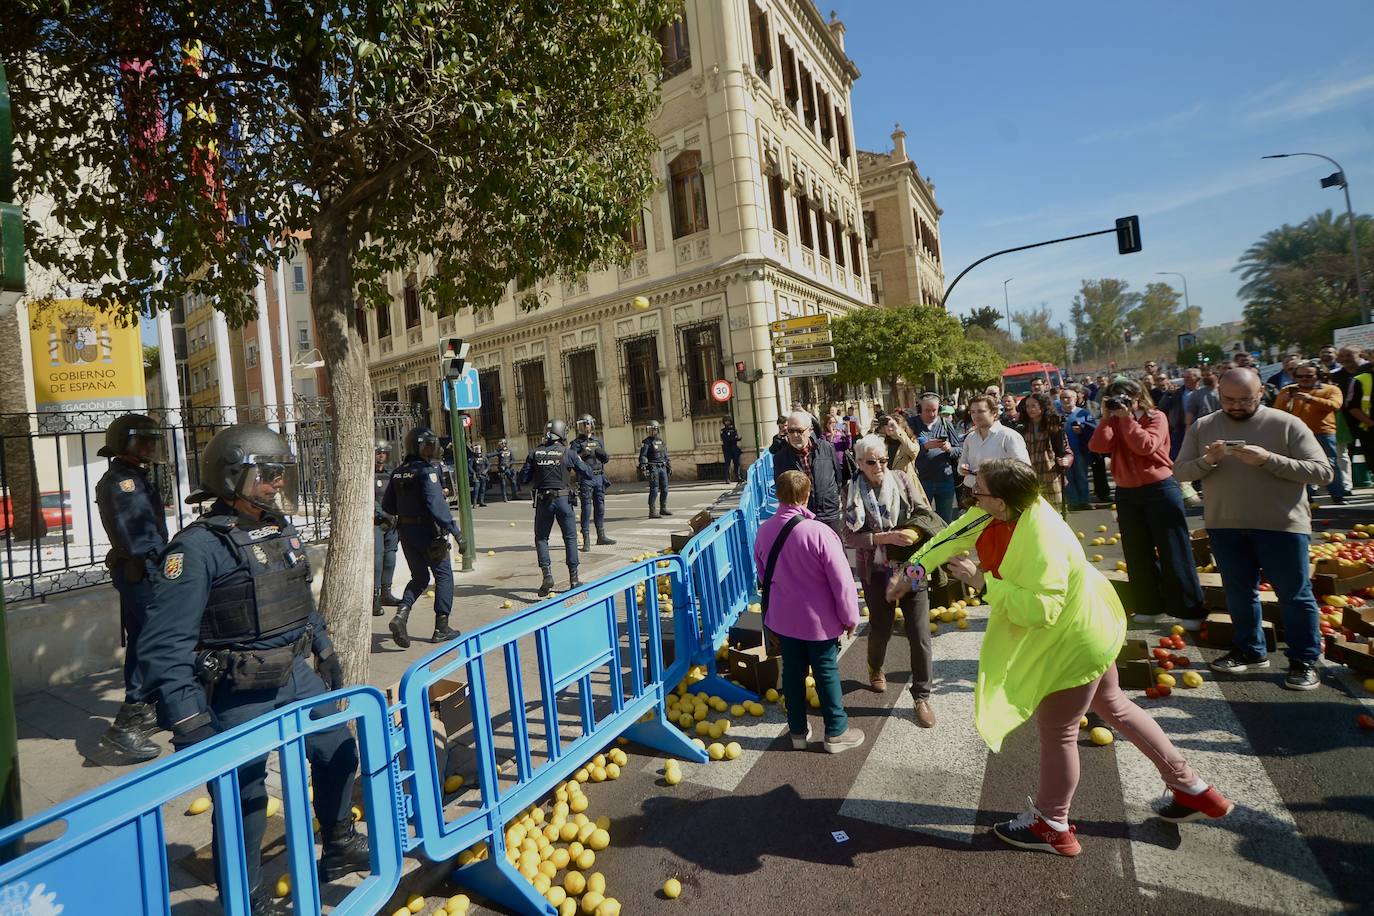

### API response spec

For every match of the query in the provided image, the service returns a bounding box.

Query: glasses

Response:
[970,490,993,498]
[784,427,807,434]
[1220,396,1261,406]
[863,458,888,466]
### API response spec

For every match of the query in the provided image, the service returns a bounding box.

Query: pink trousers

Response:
[1033,663,1198,822]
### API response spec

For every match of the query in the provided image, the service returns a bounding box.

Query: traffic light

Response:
[439,337,469,380]
[735,360,748,382]
[1123,329,1133,344]
[1115,215,1142,255]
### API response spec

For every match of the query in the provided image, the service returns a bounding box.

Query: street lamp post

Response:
[1263,152,1368,324]
[1155,270,1193,331]
[1002,277,1014,338]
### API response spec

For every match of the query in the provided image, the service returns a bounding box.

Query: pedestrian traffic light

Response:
[439,337,468,380]
[735,360,748,382]
[1115,215,1142,255]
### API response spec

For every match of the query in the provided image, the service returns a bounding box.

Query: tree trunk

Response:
[0,303,46,541]
[886,376,900,411]
[307,216,374,686]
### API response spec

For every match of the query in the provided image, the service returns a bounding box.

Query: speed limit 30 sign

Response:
[710,379,732,403]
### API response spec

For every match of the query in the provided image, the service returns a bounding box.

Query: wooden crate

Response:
[1328,638,1374,674]
[1199,613,1276,652]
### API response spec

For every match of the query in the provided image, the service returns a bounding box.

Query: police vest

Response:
[375,469,390,499]
[390,463,429,514]
[643,437,667,464]
[574,436,605,474]
[196,520,313,648]
[530,444,571,491]
[497,449,514,469]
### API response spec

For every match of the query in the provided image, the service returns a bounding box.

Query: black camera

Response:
[1104,395,1130,411]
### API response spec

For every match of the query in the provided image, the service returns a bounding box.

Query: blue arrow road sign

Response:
[442,366,481,410]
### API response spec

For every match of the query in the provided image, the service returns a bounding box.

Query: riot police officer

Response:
[135,425,368,916]
[494,438,519,501]
[382,427,464,648]
[721,416,743,483]
[520,420,596,596]
[94,413,169,763]
[468,442,490,507]
[373,439,401,617]
[572,414,616,552]
[638,420,673,518]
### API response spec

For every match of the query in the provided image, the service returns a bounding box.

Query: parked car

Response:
[0,491,73,534]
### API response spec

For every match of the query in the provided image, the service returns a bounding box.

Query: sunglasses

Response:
[1295,374,1317,379]
[863,458,888,466]
[785,427,808,434]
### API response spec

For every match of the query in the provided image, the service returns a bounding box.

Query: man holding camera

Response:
[1176,368,1332,691]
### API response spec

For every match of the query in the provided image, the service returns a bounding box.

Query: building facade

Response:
[364,0,873,478]
[857,125,944,310]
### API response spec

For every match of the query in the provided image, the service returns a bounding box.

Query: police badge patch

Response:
[429,472,438,482]
[163,553,184,579]
[119,478,136,493]
[252,545,269,565]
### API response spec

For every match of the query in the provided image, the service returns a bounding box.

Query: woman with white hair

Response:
[842,435,946,727]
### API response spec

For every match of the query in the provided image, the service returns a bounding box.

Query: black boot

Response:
[580,531,591,552]
[97,701,161,763]
[371,588,384,617]
[389,605,412,649]
[659,506,673,516]
[381,589,403,607]
[596,529,617,546]
[649,508,660,519]
[251,889,292,916]
[569,568,582,590]
[319,819,371,882]
[538,570,556,597]
[431,614,460,643]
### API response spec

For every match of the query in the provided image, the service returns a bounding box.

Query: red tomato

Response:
[1158,637,1173,648]
[1145,687,1159,699]
[1155,685,1172,697]
[1161,660,1175,670]
[1357,714,1374,731]
[1153,648,1170,661]
[1175,657,1191,667]
[1171,636,1186,650]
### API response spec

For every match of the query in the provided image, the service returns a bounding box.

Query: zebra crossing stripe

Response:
[840,608,989,843]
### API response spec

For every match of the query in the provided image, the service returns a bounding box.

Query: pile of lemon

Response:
[927,596,977,634]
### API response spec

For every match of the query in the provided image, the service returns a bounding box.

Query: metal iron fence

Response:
[0,399,427,603]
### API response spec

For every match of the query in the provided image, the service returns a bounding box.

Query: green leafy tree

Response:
[833,304,963,405]
[1,0,677,680]
[1012,305,1054,341]
[1070,278,1137,358]
[963,324,1022,362]
[1129,282,1199,344]
[962,305,1006,332]
[945,338,1006,392]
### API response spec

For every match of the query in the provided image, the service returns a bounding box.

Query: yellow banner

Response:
[30,299,147,413]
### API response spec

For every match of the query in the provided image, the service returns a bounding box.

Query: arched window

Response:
[669,150,709,238]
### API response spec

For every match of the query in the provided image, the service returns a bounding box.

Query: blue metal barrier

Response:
[675,509,758,703]
[399,556,706,916]
[0,686,403,915]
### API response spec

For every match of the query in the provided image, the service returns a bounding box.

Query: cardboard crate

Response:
[1329,638,1374,674]
[726,625,780,694]
[382,677,470,777]
[1115,638,1153,689]
[1311,566,1374,596]
[1199,613,1276,652]
[1341,607,1374,637]
[1191,530,1211,567]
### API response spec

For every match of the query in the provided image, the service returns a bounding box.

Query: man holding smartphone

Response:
[1058,387,1096,510]
[910,393,962,522]
[1175,368,1332,691]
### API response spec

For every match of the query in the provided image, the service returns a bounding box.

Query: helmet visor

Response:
[129,428,168,465]
[236,455,300,515]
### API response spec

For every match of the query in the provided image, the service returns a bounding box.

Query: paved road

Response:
[410,504,1374,916]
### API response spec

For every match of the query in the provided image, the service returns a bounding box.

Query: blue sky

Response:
[828,0,1374,335]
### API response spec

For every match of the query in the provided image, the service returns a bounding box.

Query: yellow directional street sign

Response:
[769,314,830,334]
[773,329,833,348]
[778,345,835,363]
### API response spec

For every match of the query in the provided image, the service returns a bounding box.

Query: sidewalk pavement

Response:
[11,479,738,912]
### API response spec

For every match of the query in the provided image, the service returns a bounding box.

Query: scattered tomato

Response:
[1155,685,1172,697]
[1357,714,1374,732]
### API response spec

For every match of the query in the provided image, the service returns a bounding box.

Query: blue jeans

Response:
[1115,478,1204,619]
[1207,528,1321,663]
[919,477,957,524]
[1064,448,1091,508]
[777,634,848,738]
[1314,433,1347,500]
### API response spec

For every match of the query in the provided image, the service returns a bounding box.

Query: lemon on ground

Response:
[1089,727,1113,746]
[595,814,611,829]
[188,797,211,815]
[589,828,610,850]
[1098,524,1108,532]
[559,822,579,842]
[551,848,571,869]
[707,724,722,740]
[576,848,596,870]
[708,742,725,760]
[764,687,779,702]
[589,766,607,782]
[609,748,628,766]
[447,895,469,912]
[596,899,622,916]
[539,860,557,878]
[509,521,517,527]
[274,874,291,898]
[930,623,939,635]
[1182,671,1204,688]
[534,874,552,894]
[1079,716,1089,728]
[1106,537,1118,545]
[407,894,425,913]
[957,619,969,630]
[570,795,588,814]
[747,701,765,716]
[730,703,747,717]
[351,805,364,822]
[1091,554,1104,562]
[444,774,465,793]
[563,870,586,895]
[691,737,706,750]
[580,892,604,915]
[665,769,682,786]
[560,900,577,916]
[663,877,683,899]
[546,887,567,907]
[1156,673,1177,688]
[605,763,621,779]
[725,741,742,759]
[587,872,607,895]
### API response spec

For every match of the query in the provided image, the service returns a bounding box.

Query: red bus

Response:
[1001,361,1065,397]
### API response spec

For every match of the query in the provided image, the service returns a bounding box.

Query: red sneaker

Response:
[992,803,1081,857]
[1157,784,1234,823]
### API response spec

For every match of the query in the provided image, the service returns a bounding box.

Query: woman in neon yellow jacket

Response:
[909,458,1234,857]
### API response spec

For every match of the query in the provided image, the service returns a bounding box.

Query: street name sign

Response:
[777,360,837,378]
[777,345,836,363]
[770,314,830,334]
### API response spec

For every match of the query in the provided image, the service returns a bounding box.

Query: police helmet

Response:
[374,438,391,454]
[576,414,595,431]
[647,420,661,432]
[547,419,569,443]
[98,413,162,461]
[190,424,299,515]
[404,426,442,461]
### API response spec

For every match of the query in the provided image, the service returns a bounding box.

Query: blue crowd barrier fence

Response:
[0,686,403,916]
[397,556,706,916]
[0,453,779,914]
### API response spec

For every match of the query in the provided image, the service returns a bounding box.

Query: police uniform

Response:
[721,421,743,482]
[95,448,169,761]
[572,431,615,550]
[382,437,463,648]
[495,444,519,501]
[638,429,673,517]
[135,423,367,913]
[519,425,595,596]
[373,453,400,614]
[469,445,490,507]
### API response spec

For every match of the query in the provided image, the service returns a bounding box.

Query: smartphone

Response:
[1223,439,1247,452]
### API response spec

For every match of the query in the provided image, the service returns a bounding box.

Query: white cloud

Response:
[1243,72,1374,123]
[1078,102,1204,143]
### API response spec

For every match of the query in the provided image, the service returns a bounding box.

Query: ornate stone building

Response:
[857,125,945,310]
[364,0,873,478]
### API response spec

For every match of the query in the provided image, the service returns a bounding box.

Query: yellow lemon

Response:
[724,741,742,759]
[664,877,683,899]
[444,774,465,793]
[1077,531,1086,539]
[730,704,747,717]
[664,769,682,786]
[560,900,578,916]
[1106,537,1118,545]
[534,874,552,895]
[608,748,628,766]
[187,797,211,815]
[587,872,607,894]
[589,828,610,850]
[1097,524,1108,532]
[559,822,579,842]
[570,795,588,814]
[1091,554,1104,562]
[1089,727,1114,746]
[1079,716,1089,728]
[1181,671,1204,688]
[551,848,571,869]
[351,805,364,822]
[605,763,620,780]
[860,606,869,617]
[930,623,939,634]
[1156,673,1177,688]
[546,887,567,907]
[691,738,706,750]
[765,688,779,702]
[957,619,969,630]
[580,892,604,915]
[707,742,725,760]
[407,894,425,913]
[589,766,606,783]
[576,849,596,870]
[595,815,611,830]
[564,871,586,896]
[274,874,291,898]
[707,724,722,740]
[1363,678,1374,693]
[265,796,281,818]
[748,701,765,716]
[632,295,651,310]
[596,899,621,916]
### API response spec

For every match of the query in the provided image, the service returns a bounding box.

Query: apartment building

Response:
[857,124,945,309]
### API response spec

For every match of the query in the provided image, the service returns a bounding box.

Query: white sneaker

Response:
[1132,613,1163,624]
[1178,618,1203,632]
[791,725,813,750]
[823,727,866,754]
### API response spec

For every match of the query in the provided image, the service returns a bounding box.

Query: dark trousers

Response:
[1064,449,1091,509]
[535,494,579,572]
[860,572,932,699]
[399,528,453,618]
[723,450,742,481]
[578,477,607,535]
[372,525,398,595]
[919,478,957,524]
[472,473,488,505]
[1208,528,1321,664]
[211,656,358,897]
[647,465,669,508]
[1090,453,1111,502]
[112,560,156,703]
[777,634,847,739]
[499,469,519,501]
[1115,478,1204,619]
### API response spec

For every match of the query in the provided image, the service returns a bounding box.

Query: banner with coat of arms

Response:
[29,299,147,418]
